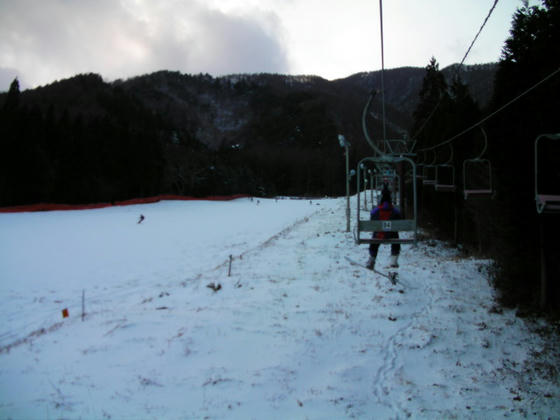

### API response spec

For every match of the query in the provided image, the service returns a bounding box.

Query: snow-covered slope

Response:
[0,197,558,419]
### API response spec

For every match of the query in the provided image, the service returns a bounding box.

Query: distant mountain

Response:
[0,64,497,202]
[3,63,496,151]
[111,63,496,150]
[333,63,497,135]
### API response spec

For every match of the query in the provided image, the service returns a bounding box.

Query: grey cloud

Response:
[130,1,290,77]
[0,0,290,87]
[0,0,145,84]
[185,7,290,75]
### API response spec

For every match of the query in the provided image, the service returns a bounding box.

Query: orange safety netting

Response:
[0,194,250,213]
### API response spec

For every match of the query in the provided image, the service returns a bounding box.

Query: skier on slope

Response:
[366,184,401,270]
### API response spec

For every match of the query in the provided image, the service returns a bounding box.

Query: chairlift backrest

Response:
[535,133,560,213]
[420,149,437,186]
[415,153,425,179]
[422,165,436,186]
[356,156,417,245]
[463,128,494,200]
[434,144,456,192]
[463,158,493,199]
[435,164,456,192]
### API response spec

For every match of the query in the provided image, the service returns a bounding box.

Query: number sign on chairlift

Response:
[534,133,560,214]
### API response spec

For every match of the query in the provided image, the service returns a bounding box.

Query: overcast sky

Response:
[0,0,530,92]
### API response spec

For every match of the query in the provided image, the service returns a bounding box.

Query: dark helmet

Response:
[381,184,392,204]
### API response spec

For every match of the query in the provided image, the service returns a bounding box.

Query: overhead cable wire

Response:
[411,0,500,142]
[458,0,499,68]
[410,96,442,145]
[417,65,560,152]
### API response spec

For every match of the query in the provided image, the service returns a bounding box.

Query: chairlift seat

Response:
[359,219,416,231]
[435,164,455,193]
[356,219,416,245]
[422,165,436,185]
[536,194,560,213]
[463,157,493,200]
[463,189,493,200]
[358,237,416,245]
[435,184,457,192]
[534,134,560,214]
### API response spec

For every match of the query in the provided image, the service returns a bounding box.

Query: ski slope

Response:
[0,196,558,419]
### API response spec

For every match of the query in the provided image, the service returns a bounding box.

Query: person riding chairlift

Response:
[366,184,401,270]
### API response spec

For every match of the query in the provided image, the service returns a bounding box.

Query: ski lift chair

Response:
[435,145,456,192]
[422,165,436,186]
[356,156,417,246]
[463,159,494,199]
[535,133,560,213]
[358,90,417,245]
[536,195,560,213]
[416,155,426,181]
[435,165,456,192]
[463,127,494,200]
[421,150,437,187]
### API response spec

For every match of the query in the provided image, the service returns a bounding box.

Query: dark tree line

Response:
[411,0,560,310]
[0,72,350,206]
[0,61,494,208]
[0,75,165,205]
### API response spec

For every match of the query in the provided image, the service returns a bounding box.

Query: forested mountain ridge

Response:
[333,63,496,134]
[117,63,497,150]
[3,63,496,148]
[0,63,496,204]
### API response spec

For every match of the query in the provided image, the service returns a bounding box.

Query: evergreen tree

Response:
[488,0,560,308]
[3,78,20,111]
[412,57,451,148]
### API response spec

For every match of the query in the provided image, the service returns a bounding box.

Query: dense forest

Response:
[410,0,560,311]
[0,1,558,310]
[0,63,495,204]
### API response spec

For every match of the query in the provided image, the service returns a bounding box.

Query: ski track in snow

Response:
[0,197,559,419]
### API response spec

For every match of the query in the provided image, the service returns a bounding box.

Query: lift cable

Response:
[416,65,560,153]
[459,0,499,69]
[411,0,500,142]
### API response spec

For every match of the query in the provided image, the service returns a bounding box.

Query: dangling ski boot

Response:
[366,256,375,270]
[389,254,399,268]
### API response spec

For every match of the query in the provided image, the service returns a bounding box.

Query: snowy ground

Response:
[0,196,559,419]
